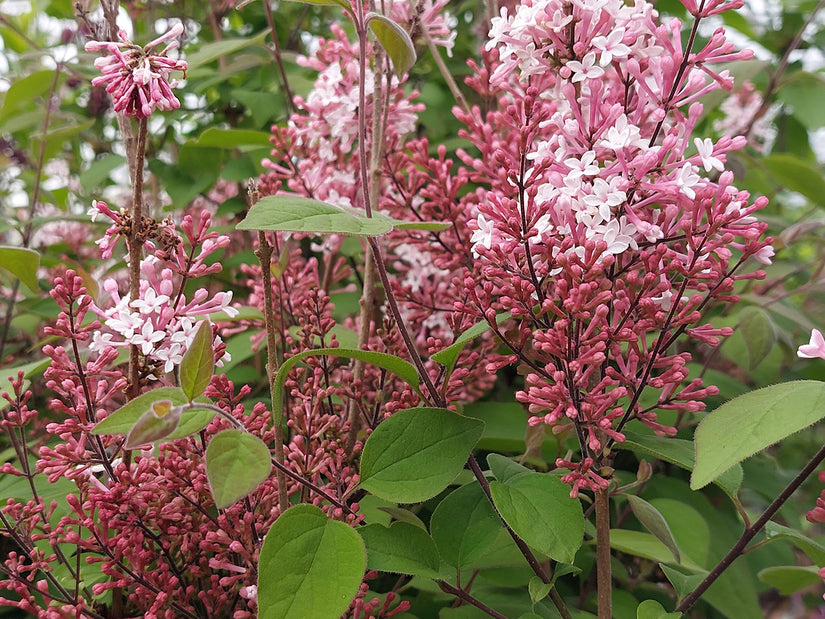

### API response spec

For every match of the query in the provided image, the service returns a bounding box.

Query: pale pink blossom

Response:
[798,329,825,360]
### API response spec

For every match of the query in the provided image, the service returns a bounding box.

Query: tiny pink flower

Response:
[694,138,725,172]
[798,329,825,360]
[567,52,605,83]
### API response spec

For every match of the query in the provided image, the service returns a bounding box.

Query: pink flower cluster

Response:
[435,0,772,494]
[85,22,187,118]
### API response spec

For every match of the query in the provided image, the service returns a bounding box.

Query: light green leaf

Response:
[487,453,531,483]
[258,504,365,619]
[179,320,214,401]
[205,429,271,508]
[758,565,821,595]
[236,195,393,236]
[430,483,501,569]
[366,13,416,77]
[80,154,127,191]
[286,0,350,7]
[272,347,420,426]
[0,246,39,292]
[528,577,552,604]
[124,400,181,449]
[0,70,58,125]
[166,405,216,440]
[489,472,584,563]
[390,220,450,231]
[777,72,825,130]
[186,33,267,72]
[194,127,273,149]
[618,431,742,500]
[431,313,510,374]
[376,506,427,530]
[625,495,680,564]
[92,387,189,435]
[610,530,701,571]
[692,381,825,490]
[762,154,825,207]
[764,521,825,565]
[737,306,776,370]
[358,521,440,577]
[660,565,705,600]
[636,599,681,619]
[360,407,484,503]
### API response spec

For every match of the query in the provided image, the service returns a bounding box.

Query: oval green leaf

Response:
[737,306,776,370]
[358,521,440,577]
[258,504,365,619]
[757,565,821,595]
[205,429,271,508]
[636,599,681,619]
[0,246,39,292]
[366,13,416,77]
[360,407,484,503]
[692,381,825,490]
[236,195,393,236]
[489,472,583,564]
[179,320,214,401]
[430,482,501,569]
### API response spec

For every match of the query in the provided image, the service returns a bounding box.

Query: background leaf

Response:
[179,320,214,401]
[0,246,39,292]
[366,13,416,77]
[358,521,441,577]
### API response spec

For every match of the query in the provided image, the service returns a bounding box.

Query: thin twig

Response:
[438,581,508,619]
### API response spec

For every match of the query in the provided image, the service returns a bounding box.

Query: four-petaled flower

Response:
[798,329,825,361]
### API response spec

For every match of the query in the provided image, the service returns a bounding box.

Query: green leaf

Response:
[618,431,742,500]
[764,521,825,565]
[286,0,350,7]
[166,405,216,440]
[758,565,821,595]
[258,504,365,619]
[736,306,776,370]
[692,381,825,489]
[0,246,39,292]
[636,599,681,619]
[489,472,584,563]
[205,429,271,508]
[360,407,483,503]
[92,387,190,435]
[185,33,267,72]
[390,220,451,231]
[609,530,701,570]
[236,195,393,236]
[660,565,705,600]
[366,13,416,77]
[431,313,510,373]
[272,347,420,426]
[80,154,127,191]
[124,400,181,449]
[430,483,501,569]
[777,72,825,130]
[487,453,531,483]
[179,320,214,402]
[528,577,552,604]
[194,127,273,149]
[0,70,59,125]
[625,495,680,564]
[762,154,825,207]
[358,521,440,577]
[376,506,427,530]
[465,401,528,452]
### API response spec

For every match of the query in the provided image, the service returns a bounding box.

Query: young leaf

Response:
[92,387,189,435]
[376,506,427,530]
[258,504,365,619]
[528,577,552,604]
[764,521,825,565]
[179,320,214,402]
[205,429,271,508]
[692,381,825,490]
[124,400,182,449]
[365,13,416,77]
[430,483,501,569]
[625,495,680,564]
[0,246,39,292]
[166,405,217,440]
[489,472,583,564]
[487,453,531,483]
[358,521,440,578]
[236,195,393,236]
[360,407,484,503]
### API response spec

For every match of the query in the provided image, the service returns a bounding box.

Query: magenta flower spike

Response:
[85,22,188,118]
